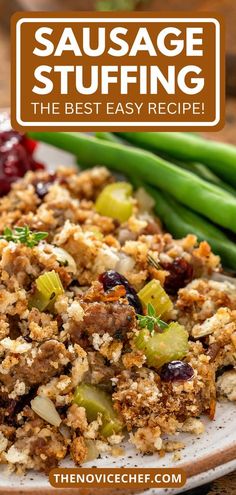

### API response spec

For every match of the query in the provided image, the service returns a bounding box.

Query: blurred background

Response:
[0,0,235,143]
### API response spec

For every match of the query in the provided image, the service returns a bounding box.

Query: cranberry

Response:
[99,270,127,291]
[99,270,142,314]
[0,114,44,197]
[162,257,193,295]
[34,173,56,199]
[160,361,194,382]
[21,135,37,154]
[35,182,50,199]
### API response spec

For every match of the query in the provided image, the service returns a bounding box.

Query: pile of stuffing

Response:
[0,166,235,474]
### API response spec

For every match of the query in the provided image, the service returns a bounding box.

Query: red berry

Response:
[160,360,194,382]
[99,270,142,314]
[162,257,193,295]
[0,115,44,197]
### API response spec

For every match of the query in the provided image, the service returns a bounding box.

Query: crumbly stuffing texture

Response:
[0,166,235,473]
[217,370,236,401]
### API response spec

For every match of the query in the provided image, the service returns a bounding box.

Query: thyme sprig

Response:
[0,226,48,248]
[147,253,161,270]
[137,302,168,333]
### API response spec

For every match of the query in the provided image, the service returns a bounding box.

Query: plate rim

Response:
[1,450,236,495]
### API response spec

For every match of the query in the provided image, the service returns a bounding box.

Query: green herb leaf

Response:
[0,226,48,248]
[137,304,169,333]
[147,302,155,317]
[147,254,161,271]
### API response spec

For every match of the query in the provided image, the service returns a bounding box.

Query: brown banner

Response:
[49,467,187,489]
[11,11,225,131]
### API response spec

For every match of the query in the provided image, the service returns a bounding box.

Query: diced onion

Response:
[135,187,155,211]
[31,396,61,427]
[211,272,236,287]
[84,439,99,462]
[115,252,135,275]
[53,247,77,274]
[59,424,71,439]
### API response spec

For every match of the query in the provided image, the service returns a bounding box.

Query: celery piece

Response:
[29,270,64,311]
[74,383,123,437]
[95,182,133,223]
[138,279,173,317]
[28,289,51,312]
[135,322,189,369]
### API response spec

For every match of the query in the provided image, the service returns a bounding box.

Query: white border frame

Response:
[15,17,221,127]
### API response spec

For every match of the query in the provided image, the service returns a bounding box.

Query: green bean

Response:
[97,132,236,244]
[145,186,236,270]
[106,132,236,196]
[28,132,236,233]
[95,132,125,144]
[116,132,236,187]
[156,156,236,196]
[99,132,236,195]
[173,162,236,196]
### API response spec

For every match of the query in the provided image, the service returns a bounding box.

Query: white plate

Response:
[1,142,236,494]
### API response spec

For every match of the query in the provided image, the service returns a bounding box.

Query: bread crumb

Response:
[68,301,84,322]
[5,446,29,464]
[92,332,113,351]
[70,437,88,465]
[181,418,205,435]
[172,451,182,462]
[66,404,88,431]
[217,370,236,401]
[0,432,8,453]
[163,441,185,452]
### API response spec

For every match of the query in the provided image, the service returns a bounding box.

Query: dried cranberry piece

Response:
[35,182,50,199]
[34,173,56,199]
[0,115,44,197]
[162,257,193,295]
[160,360,194,382]
[99,270,142,314]
[124,291,143,314]
[21,135,37,154]
[99,270,126,291]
